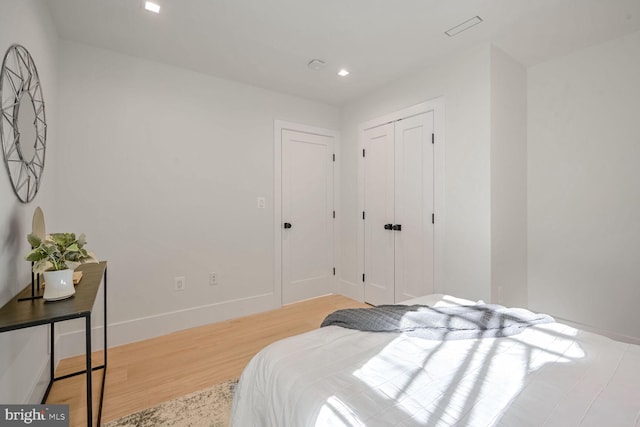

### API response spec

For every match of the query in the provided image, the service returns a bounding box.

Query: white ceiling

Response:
[47,0,640,105]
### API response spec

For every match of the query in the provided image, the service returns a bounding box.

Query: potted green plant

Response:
[25,232,98,301]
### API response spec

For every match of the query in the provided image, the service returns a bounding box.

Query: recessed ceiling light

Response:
[144,1,161,13]
[445,16,483,37]
[307,59,326,70]
[337,69,350,77]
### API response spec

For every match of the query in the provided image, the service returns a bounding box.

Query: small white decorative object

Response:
[32,207,46,239]
[42,269,75,301]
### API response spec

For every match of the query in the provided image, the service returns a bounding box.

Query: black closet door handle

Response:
[384,223,393,230]
[392,224,402,231]
[283,222,292,229]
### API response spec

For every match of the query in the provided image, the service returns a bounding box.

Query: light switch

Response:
[257,197,266,209]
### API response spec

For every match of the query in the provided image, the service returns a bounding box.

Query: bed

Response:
[230,294,640,426]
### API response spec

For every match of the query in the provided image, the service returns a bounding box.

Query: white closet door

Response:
[363,122,395,305]
[394,112,434,302]
[282,129,334,304]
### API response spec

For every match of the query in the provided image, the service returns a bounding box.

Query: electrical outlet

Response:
[209,272,218,286]
[174,276,185,291]
[257,197,266,209]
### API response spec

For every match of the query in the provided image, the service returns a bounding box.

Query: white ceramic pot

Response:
[43,269,75,301]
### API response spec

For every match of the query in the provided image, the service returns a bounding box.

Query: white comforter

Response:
[230,295,640,426]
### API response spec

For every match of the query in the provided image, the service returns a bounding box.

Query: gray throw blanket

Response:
[321,304,555,340]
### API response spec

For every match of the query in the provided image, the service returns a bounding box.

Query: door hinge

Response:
[362,148,366,157]
[432,133,435,144]
[432,213,435,224]
[333,267,336,276]
[333,210,336,219]
[362,273,365,282]
[362,211,365,220]
[333,153,336,162]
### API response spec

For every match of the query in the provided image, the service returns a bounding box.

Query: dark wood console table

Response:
[0,261,107,426]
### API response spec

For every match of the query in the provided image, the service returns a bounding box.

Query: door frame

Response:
[357,98,445,300]
[274,120,340,308]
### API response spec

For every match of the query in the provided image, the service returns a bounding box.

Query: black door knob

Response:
[392,224,402,231]
[384,223,393,230]
[283,222,292,229]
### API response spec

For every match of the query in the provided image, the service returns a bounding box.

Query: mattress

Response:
[230,294,640,426]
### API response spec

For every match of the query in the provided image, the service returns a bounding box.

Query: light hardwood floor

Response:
[46,294,369,426]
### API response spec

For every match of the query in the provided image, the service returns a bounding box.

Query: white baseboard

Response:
[0,326,50,404]
[57,293,276,358]
[554,316,640,345]
[26,356,50,404]
[339,279,363,302]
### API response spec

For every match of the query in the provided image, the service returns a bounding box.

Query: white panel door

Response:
[363,123,395,305]
[282,129,334,304]
[394,112,434,302]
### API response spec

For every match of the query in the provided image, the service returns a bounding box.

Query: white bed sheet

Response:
[230,295,640,426]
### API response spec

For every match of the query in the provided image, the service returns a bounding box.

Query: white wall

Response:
[339,44,492,303]
[53,41,339,354]
[528,30,640,341]
[0,0,59,404]
[490,46,528,307]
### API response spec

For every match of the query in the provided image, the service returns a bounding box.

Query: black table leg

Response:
[86,315,92,426]
[97,267,107,426]
[41,322,55,404]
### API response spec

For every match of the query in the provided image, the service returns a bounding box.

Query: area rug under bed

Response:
[104,378,238,427]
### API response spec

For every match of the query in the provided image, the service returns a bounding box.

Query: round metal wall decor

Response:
[0,44,47,203]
